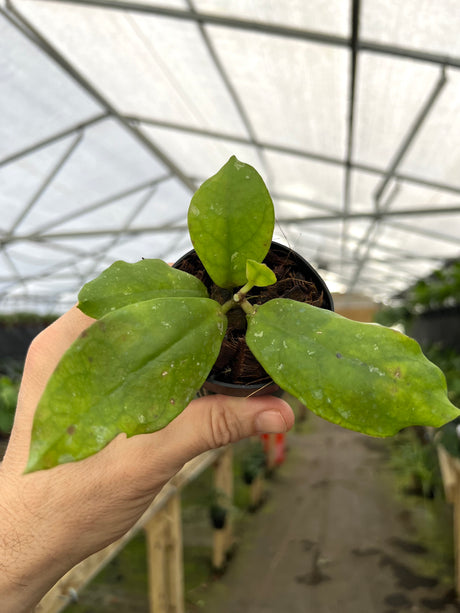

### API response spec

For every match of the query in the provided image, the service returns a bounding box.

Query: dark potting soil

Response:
[175,245,328,386]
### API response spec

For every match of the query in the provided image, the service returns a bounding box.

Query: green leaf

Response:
[0,376,18,434]
[246,299,459,437]
[78,259,208,318]
[246,259,277,288]
[188,156,275,288]
[26,297,226,472]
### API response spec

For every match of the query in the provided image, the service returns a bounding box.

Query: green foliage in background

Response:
[389,428,442,500]
[0,312,57,328]
[424,345,460,409]
[375,260,460,328]
[0,376,19,435]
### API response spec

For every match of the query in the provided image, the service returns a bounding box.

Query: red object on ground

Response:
[261,432,286,466]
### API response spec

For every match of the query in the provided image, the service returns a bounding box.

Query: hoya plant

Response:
[26,156,459,472]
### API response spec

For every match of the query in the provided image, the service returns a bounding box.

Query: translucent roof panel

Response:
[1,118,168,235]
[361,0,460,57]
[139,125,263,183]
[264,151,345,209]
[350,169,460,214]
[353,53,441,168]
[400,71,460,187]
[17,1,248,136]
[0,13,102,161]
[0,0,459,313]
[208,26,349,158]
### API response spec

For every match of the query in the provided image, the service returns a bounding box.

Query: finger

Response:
[132,394,295,474]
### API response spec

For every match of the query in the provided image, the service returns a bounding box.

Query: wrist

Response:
[0,467,69,612]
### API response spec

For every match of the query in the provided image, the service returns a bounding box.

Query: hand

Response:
[0,306,294,612]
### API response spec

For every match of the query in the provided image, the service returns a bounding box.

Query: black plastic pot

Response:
[174,241,334,397]
[209,504,227,530]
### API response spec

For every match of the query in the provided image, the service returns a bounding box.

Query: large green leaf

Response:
[26,297,226,472]
[78,259,208,318]
[188,156,275,288]
[246,299,459,436]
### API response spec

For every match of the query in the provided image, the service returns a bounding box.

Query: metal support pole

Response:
[374,68,448,207]
[6,131,83,236]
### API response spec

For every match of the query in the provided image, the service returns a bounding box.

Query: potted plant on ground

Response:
[25,156,460,473]
[207,488,231,531]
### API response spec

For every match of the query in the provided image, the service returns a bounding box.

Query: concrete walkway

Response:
[199,416,460,613]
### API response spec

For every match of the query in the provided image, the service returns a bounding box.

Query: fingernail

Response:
[255,410,287,434]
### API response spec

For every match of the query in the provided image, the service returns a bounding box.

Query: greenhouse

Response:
[1,2,460,612]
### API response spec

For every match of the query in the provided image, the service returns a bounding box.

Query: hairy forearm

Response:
[0,468,67,613]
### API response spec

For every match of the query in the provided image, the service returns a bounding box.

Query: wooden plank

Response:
[145,505,168,613]
[212,446,233,571]
[145,493,184,613]
[166,494,184,613]
[212,528,227,571]
[250,473,264,510]
[438,446,457,503]
[265,433,277,471]
[454,479,460,596]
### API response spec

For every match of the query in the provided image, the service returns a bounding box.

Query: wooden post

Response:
[454,475,460,597]
[448,456,460,598]
[212,446,233,571]
[265,433,277,471]
[145,492,184,613]
[438,446,457,503]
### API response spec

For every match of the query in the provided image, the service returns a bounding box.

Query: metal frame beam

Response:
[3,1,197,193]
[341,0,360,262]
[5,130,84,236]
[0,112,109,168]
[4,203,458,242]
[79,181,160,280]
[280,226,433,284]
[2,203,460,247]
[280,205,460,224]
[374,68,448,206]
[134,116,460,197]
[28,174,171,237]
[40,0,460,69]
[184,0,270,179]
[347,67,448,290]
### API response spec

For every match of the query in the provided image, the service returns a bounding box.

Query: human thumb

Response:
[151,394,295,469]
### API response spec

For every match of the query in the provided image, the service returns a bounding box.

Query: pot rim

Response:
[173,241,334,393]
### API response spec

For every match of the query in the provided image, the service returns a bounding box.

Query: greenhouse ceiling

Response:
[1,0,460,313]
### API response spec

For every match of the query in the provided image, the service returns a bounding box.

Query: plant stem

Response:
[221,294,257,316]
[221,299,235,314]
[221,281,258,315]
[239,298,257,316]
[237,281,254,296]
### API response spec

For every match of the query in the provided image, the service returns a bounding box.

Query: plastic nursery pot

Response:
[173,241,334,397]
[242,466,261,485]
[209,504,227,530]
